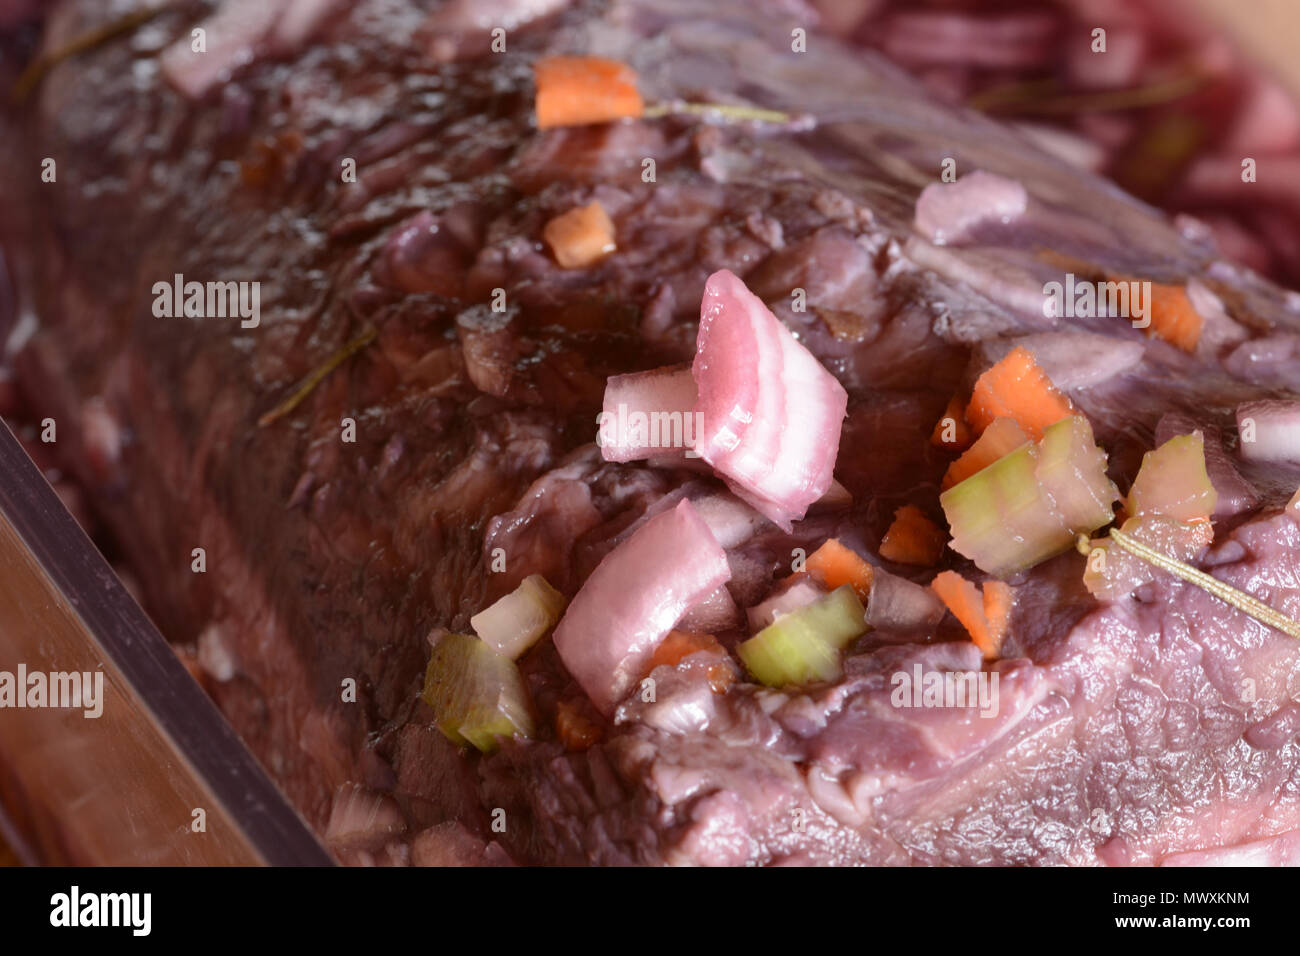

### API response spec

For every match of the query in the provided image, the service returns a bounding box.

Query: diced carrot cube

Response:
[878,504,946,567]
[543,201,617,268]
[931,570,1014,660]
[965,346,1074,440]
[535,56,644,130]
[981,580,1013,655]
[942,416,1031,490]
[1146,282,1203,353]
[803,538,875,599]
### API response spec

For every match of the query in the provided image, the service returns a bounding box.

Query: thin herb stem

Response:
[644,101,792,125]
[1076,530,1300,640]
[12,6,165,103]
[969,71,1205,116]
[257,327,377,428]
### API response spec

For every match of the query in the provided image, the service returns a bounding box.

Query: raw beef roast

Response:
[5,0,1300,865]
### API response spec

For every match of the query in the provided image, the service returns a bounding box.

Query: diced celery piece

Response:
[1035,415,1119,533]
[422,633,534,753]
[1082,515,1213,601]
[737,585,866,687]
[740,627,841,687]
[941,443,1073,578]
[471,574,567,660]
[1127,432,1218,524]
[943,416,1119,578]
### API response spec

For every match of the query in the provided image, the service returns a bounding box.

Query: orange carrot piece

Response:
[1146,282,1203,353]
[534,56,644,129]
[931,570,986,649]
[931,570,1014,660]
[1100,276,1203,352]
[543,201,616,269]
[930,393,972,451]
[555,699,602,751]
[803,538,875,599]
[965,346,1074,440]
[878,505,947,567]
[942,416,1031,490]
[646,630,722,674]
[981,580,1013,656]
[647,631,734,693]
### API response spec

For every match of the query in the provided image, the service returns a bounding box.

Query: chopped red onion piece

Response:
[914,171,1028,245]
[1236,400,1300,462]
[598,363,699,463]
[693,270,848,532]
[687,491,769,549]
[865,568,945,631]
[746,577,826,633]
[679,584,742,633]
[553,500,730,715]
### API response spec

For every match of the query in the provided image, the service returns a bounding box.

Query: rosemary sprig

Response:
[1075,530,1300,640]
[257,327,377,428]
[644,100,792,125]
[11,6,166,104]
[969,71,1206,116]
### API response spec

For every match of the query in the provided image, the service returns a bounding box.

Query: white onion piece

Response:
[914,170,1028,245]
[693,270,848,532]
[553,500,730,715]
[1236,400,1300,463]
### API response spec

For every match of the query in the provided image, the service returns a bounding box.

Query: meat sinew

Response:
[6,0,1300,866]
